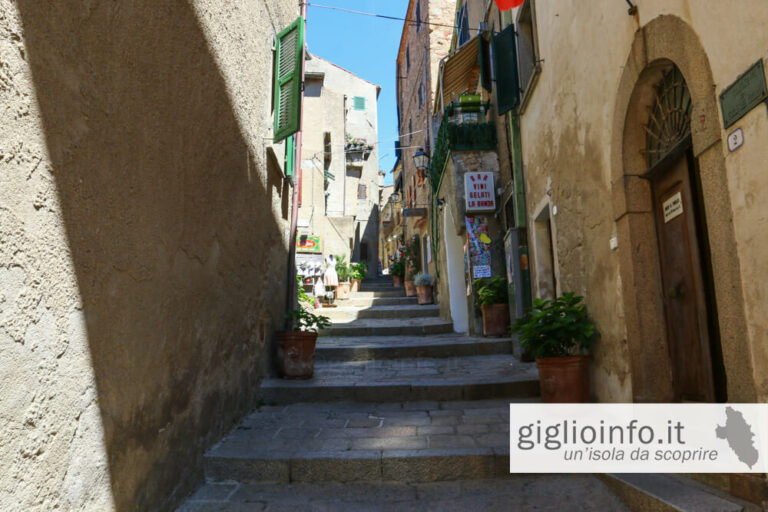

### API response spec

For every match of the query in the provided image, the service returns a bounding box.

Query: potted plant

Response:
[390,259,405,287]
[509,293,595,403]
[276,279,331,379]
[414,272,435,305]
[403,241,419,297]
[350,261,368,292]
[335,255,352,300]
[475,277,509,337]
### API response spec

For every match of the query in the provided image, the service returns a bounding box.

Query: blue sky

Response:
[307,0,410,186]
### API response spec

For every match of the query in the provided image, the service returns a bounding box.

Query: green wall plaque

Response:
[720,59,768,128]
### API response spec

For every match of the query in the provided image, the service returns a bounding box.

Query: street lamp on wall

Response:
[413,149,429,174]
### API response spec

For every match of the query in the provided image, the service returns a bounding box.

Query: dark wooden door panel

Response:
[652,155,715,402]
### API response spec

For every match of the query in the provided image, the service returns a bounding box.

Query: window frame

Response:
[515,0,542,113]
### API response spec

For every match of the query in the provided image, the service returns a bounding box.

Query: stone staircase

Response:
[177,277,752,510]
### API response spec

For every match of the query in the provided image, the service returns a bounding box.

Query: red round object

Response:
[494,0,525,10]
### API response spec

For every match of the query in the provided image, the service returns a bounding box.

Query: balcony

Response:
[430,98,497,190]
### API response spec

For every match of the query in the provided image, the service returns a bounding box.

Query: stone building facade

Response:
[299,55,381,272]
[396,0,455,280]
[0,0,300,510]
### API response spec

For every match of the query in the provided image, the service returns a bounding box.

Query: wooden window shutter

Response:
[273,17,305,143]
[353,96,366,110]
[492,24,520,115]
[285,134,296,179]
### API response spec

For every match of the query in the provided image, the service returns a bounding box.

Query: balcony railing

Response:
[430,99,496,192]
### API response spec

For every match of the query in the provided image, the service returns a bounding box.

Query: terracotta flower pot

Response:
[351,278,361,292]
[393,275,403,287]
[336,282,351,300]
[276,330,317,379]
[536,355,591,403]
[416,285,433,305]
[481,303,509,337]
[404,280,416,297]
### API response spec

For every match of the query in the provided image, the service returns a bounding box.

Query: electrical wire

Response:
[304,2,487,34]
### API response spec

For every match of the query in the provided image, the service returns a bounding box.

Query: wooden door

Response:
[651,153,715,402]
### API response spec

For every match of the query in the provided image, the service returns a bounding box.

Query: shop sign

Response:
[720,59,768,128]
[465,172,496,212]
[663,192,683,223]
[296,235,322,253]
[403,208,427,217]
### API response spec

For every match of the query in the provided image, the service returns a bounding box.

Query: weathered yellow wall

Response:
[0,0,298,510]
[515,0,768,402]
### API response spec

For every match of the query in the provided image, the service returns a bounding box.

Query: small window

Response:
[408,120,412,140]
[416,1,421,32]
[406,45,410,72]
[516,0,541,105]
[353,96,366,111]
[418,82,423,108]
[361,242,369,261]
[457,3,470,47]
[357,183,367,199]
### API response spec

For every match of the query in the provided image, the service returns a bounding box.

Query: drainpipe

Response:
[286,1,308,327]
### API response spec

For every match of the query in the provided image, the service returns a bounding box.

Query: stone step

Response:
[204,400,519,485]
[598,474,753,512]
[345,296,418,307]
[179,476,628,511]
[318,317,454,337]
[260,355,539,404]
[322,304,440,322]
[351,290,406,299]
[316,334,514,362]
[359,283,397,290]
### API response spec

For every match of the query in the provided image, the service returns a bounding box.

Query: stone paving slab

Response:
[178,476,629,511]
[319,317,454,336]
[204,400,540,483]
[260,356,539,403]
[316,334,514,361]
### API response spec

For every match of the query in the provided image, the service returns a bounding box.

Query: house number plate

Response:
[663,192,683,223]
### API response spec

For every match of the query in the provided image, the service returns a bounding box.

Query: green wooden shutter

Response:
[353,96,366,111]
[492,24,520,115]
[273,17,305,143]
[285,134,295,180]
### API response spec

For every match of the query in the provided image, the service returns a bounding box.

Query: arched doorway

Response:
[611,15,756,403]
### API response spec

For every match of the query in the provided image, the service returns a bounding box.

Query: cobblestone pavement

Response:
[179,476,629,511]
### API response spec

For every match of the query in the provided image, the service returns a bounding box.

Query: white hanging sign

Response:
[465,172,496,212]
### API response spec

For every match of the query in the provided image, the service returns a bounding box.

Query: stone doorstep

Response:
[259,379,540,405]
[315,338,514,362]
[598,474,752,512]
[204,448,510,484]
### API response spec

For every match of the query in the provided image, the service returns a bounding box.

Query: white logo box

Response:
[509,404,768,473]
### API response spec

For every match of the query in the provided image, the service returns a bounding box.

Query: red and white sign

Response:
[465,172,496,212]
[494,0,525,11]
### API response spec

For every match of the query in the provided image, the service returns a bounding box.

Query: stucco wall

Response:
[0,0,298,510]
[514,0,768,402]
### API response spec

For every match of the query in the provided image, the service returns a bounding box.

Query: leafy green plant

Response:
[474,277,508,306]
[297,274,312,305]
[351,262,368,280]
[285,308,331,333]
[414,272,435,287]
[402,239,419,280]
[390,259,405,277]
[335,254,352,283]
[509,293,595,359]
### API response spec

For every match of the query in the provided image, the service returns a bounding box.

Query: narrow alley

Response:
[178,276,625,511]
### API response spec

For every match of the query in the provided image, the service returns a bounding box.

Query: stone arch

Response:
[610,15,756,402]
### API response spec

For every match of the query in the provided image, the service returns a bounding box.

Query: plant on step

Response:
[474,276,508,306]
[413,272,435,287]
[296,274,312,305]
[335,254,352,283]
[389,258,405,277]
[285,307,331,333]
[351,261,368,280]
[509,292,595,359]
[402,238,419,280]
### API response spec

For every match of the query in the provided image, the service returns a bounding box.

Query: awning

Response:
[436,36,482,115]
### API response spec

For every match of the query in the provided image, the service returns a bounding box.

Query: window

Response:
[361,242,369,261]
[353,96,366,111]
[273,17,305,142]
[418,82,423,109]
[406,45,410,72]
[416,1,421,32]
[284,134,296,179]
[516,0,540,104]
[358,183,367,199]
[408,120,412,141]
[457,3,470,47]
